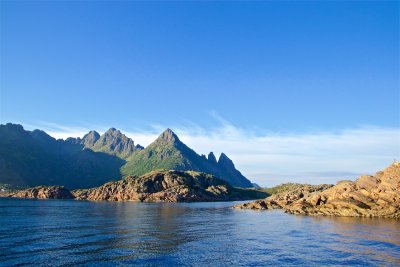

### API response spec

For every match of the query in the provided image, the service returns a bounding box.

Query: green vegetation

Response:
[121,134,199,176]
[260,183,312,195]
[232,187,270,200]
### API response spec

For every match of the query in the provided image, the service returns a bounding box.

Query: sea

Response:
[1,198,399,266]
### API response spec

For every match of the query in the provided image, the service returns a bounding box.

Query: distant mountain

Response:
[0,124,253,189]
[66,128,143,158]
[121,129,253,188]
[0,123,124,189]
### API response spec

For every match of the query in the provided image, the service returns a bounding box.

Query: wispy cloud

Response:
[17,118,400,187]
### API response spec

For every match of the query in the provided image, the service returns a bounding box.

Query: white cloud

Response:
[173,125,400,186]
[19,120,400,187]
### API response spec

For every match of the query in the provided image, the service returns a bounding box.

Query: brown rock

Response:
[11,186,74,199]
[233,183,332,210]
[285,162,400,218]
[73,170,253,202]
[234,162,400,219]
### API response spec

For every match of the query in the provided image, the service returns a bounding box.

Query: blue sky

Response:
[1,1,399,185]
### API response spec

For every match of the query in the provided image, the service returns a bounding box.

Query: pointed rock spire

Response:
[218,153,235,168]
[208,152,218,164]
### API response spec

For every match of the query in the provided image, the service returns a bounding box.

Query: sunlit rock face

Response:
[235,162,400,219]
[72,170,253,202]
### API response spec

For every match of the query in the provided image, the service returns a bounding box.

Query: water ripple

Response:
[1,198,399,266]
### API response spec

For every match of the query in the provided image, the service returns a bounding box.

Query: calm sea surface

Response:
[0,198,399,267]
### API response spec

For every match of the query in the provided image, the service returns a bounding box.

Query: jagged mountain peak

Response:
[90,128,141,158]
[156,128,180,143]
[81,131,100,147]
[219,153,232,163]
[104,127,122,136]
[87,130,100,136]
[4,123,24,130]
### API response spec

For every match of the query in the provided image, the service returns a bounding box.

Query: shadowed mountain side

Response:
[0,123,125,189]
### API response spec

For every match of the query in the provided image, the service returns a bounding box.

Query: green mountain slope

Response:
[121,129,253,188]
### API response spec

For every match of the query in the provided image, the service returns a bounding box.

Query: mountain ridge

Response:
[0,123,253,188]
[0,123,124,189]
[66,127,143,158]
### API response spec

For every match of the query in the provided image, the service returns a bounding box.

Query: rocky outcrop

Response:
[285,163,400,218]
[10,170,261,202]
[10,186,75,199]
[73,170,251,202]
[235,163,400,218]
[233,183,332,210]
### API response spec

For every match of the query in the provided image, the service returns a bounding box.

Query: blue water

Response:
[0,198,399,266]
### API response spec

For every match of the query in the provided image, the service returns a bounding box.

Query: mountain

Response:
[121,129,253,188]
[66,128,143,158]
[0,123,124,189]
[0,124,253,189]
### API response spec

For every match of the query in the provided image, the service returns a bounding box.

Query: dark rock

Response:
[208,152,218,164]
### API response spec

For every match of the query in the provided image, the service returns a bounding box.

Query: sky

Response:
[1,1,399,186]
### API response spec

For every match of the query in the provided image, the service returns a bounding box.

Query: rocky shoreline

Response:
[233,183,333,210]
[9,186,75,199]
[7,170,266,202]
[6,163,400,218]
[234,163,400,218]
